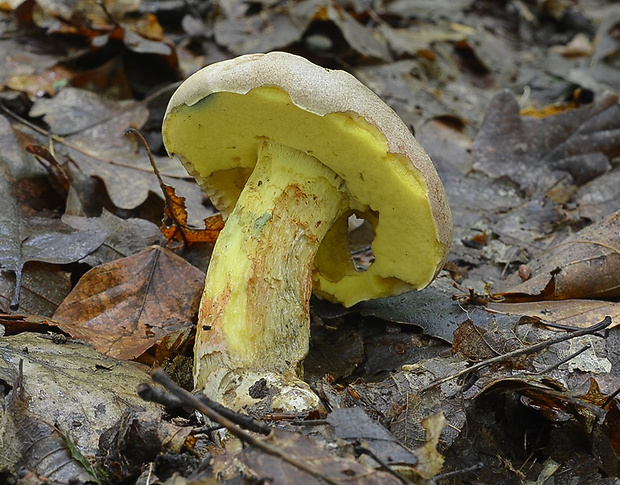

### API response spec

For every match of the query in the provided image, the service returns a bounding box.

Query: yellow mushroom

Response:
[162,52,452,412]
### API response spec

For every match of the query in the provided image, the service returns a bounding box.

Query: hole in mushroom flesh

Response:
[347,213,376,272]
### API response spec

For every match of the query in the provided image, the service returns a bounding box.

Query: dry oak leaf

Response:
[53,246,204,361]
[496,210,620,302]
[473,90,620,195]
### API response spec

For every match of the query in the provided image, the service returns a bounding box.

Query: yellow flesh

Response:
[195,141,347,383]
[164,86,442,306]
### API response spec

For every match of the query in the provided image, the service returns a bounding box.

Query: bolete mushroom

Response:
[162,52,452,411]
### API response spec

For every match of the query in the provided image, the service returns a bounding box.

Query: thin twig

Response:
[535,343,591,375]
[434,462,484,481]
[421,316,612,392]
[125,127,189,246]
[150,369,342,485]
[602,386,620,409]
[354,445,413,484]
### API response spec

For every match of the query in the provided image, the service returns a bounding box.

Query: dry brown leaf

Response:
[452,319,520,360]
[52,246,204,361]
[496,210,620,301]
[240,428,402,485]
[0,163,107,310]
[487,300,620,329]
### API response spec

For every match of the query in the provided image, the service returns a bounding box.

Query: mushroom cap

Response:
[163,51,452,306]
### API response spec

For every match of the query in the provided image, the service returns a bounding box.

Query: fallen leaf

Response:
[574,165,620,221]
[52,246,203,361]
[29,87,141,136]
[134,134,225,246]
[28,88,196,211]
[323,3,391,61]
[213,0,320,55]
[0,263,71,316]
[0,369,97,483]
[240,427,402,485]
[0,332,160,460]
[355,277,483,343]
[452,319,520,361]
[62,210,164,267]
[473,90,620,195]
[160,184,224,245]
[496,210,620,301]
[0,166,107,310]
[413,413,447,480]
[99,405,194,483]
[487,299,620,329]
[327,407,419,470]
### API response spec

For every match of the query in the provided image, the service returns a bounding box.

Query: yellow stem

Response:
[194,141,348,407]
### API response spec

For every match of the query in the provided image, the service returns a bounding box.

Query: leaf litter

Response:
[0,0,620,484]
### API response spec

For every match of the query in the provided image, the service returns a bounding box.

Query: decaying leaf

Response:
[473,90,620,196]
[496,210,620,301]
[338,357,467,456]
[0,263,71,316]
[62,210,164,267]
[213,0,320,55]
[409,412,447,481]
[99,405,194,483]
[240,427,402,485]
[52,246,203,361]
[0,332,161,461]
[212,0,390,60]
[487,299,620,330]
[0,368,98,483]
[0,166,106,310]
[158,173,224,245]
[26,88,201,212]
[452,319,521,361]
[327,407,418,471]
[355,277,468,343]
[471,374,620,474]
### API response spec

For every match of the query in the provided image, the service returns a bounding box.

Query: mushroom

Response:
[162,52,452,411]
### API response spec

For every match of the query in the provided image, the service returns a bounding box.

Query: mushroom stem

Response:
[195,141,348,410]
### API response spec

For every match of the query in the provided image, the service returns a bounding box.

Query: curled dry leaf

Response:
[53,246,204,361]
[159,174,224,245]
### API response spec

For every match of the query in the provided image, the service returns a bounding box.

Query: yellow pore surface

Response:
[164,86,443,306]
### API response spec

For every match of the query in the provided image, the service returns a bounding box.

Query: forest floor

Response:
[0,0,620,484]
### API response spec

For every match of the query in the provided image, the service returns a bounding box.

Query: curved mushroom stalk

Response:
[196,141,348,410]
